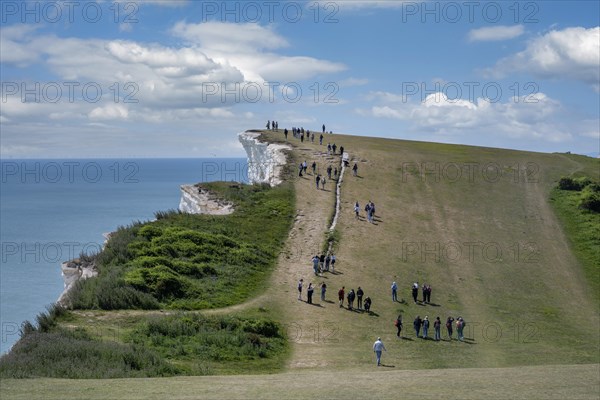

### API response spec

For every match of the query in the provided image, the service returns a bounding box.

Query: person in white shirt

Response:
[373,337,387,366]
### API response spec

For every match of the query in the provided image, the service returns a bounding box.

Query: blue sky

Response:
[1,0,598,158]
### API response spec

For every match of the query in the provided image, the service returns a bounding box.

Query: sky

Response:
[1,0,599,158]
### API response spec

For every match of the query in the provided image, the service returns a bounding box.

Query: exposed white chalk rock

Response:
[178,185,234,215]
[238,131,291,186]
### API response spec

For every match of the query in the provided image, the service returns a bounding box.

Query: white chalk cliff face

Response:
[178,185,234,215]
[238,131,291,186]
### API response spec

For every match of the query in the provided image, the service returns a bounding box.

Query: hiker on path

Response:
[321,282,327,301]
[391,281,398,302]
[434,317,441,341]
[307,283,314,304]
[352,163,358,176]
[412,282,419,303]
[446,317,455,340]
[414,316,422,338]
[373,337,387,366]
[356,287,364,309]
[312,255,320,276]
[338,287,345,308]
[297,279,303,300]
[395,314,403,338]
[422,316,430,339]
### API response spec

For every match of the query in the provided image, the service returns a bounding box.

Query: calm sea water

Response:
[0,158,247,354]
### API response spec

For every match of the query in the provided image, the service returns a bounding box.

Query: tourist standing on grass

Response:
[297,279,303,300]
[321,177,326,190]
[325,254,331,272]
[357,287,364,309]
[422,316,430,339]
[364,297,372,313]
[446,317,455,340]
[422,283,428,303]
[338,286,345,307]
[311,161,317,175]
[266,120,270,130]
[316,174,321,189]
[414,316,422,337]
[321,282,327,301]
[284,128,288,140]
[434,317,441,341]
[373,337,387,366]
[426,284,432,304]
[347,289,356,310]
[303,161,308,174]
[332,143,337,154]
[391,281,398,302]
[339,146,344,155]
[307,283,314,304]
[395,314,403,338]
[334,167,338,180]
[298,163,303,177]
[327,143,332,154]
[354,201,360,219]
[323,124,326,134]
[352,163,358,176]
[412,282,419,303]
[320,134,323,145]
[457,317,465,341]
[330,254,336,272]
[327,165,332,179]
[319,254,325,271]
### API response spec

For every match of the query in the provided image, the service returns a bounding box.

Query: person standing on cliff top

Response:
[323,124,326,133]
[266,120,270,130]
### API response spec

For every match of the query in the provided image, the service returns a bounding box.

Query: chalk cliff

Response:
[238,131,291,186]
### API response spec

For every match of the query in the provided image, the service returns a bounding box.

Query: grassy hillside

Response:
[2,131,598,398]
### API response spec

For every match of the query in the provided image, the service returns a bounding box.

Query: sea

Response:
[0,158,247,355]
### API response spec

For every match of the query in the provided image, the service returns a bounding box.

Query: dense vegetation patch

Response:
[550,175,600,299]
[69,182,294,310]
[0,305,287,378]
[127,313,287,375]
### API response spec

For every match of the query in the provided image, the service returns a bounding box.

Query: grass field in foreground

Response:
[2,364,598,400]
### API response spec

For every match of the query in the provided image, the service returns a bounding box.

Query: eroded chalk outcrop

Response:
[57,258,98,307]
[238,131,291,186]
[178,184,234,215]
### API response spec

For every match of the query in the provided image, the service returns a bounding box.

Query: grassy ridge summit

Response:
[2,131,598,398]
[255,130,599,371]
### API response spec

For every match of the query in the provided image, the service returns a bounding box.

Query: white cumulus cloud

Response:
[468,25,525,42]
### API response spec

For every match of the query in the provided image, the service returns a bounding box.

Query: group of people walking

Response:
[405,315,466,341]
[354,200,376,223]
[311,253,337,275]
[337,286,371,312]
